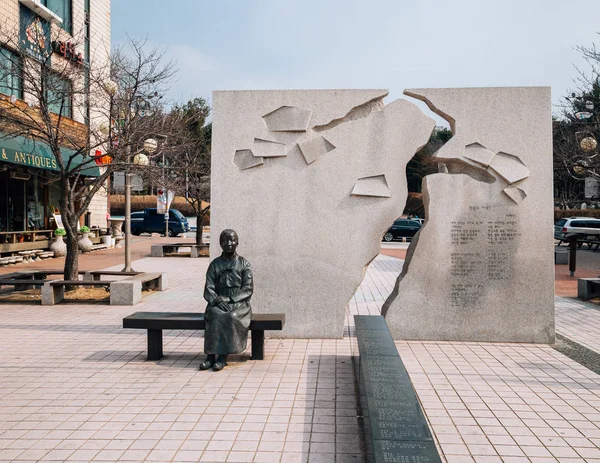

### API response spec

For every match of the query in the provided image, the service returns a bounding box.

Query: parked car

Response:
[131,208,190,237]
[382,218,422,242]
[554,217,600,241]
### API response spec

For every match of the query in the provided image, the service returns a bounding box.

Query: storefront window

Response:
[0,47,23,99]
[27,174,45,230]
[7,174,26,232]
[0,170,7,232]
[0,168,52,232]
[44,71,72,119]
[42,0,72,33]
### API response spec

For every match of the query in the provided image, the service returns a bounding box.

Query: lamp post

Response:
[122,138,156,272]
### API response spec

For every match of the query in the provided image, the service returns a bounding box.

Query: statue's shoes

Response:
[199,360,213,371]
[213,362,226,372]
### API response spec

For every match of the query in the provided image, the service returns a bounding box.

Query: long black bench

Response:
[123,312,285,361]
[355,315,442,462]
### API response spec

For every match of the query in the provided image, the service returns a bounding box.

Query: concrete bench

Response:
[555,246,568,265]
[123,312,285,361]
[110,272,167,306]
[0,278,47,291]
[41,272,165,305]
[578,278,600,300]
[83,270,140,282]
[0,270,63,289]
[355,315,442,462]
[151,243,209,258]
[41,279,114,305]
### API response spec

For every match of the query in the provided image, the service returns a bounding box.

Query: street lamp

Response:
[122,138,158,272]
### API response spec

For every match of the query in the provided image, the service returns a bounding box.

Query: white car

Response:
[554,217,600,241]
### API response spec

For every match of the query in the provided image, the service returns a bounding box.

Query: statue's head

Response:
[220,229,239,255]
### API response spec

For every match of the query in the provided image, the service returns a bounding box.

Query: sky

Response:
[111,0,600,124]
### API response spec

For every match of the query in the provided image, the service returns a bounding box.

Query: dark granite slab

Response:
[373,440,442,463]
[354,315,442,463]
[355,315,391,331]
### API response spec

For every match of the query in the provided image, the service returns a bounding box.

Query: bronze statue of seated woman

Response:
[200,229,253,371]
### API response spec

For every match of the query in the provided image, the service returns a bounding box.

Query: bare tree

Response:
[138,98,211,245]
[0,17,178,279]
[554,35,600,206]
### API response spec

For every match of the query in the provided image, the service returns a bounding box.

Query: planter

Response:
[101,235,112,247]
[78,232,94,253]
[109,218,125,238]
[49,235,67,257]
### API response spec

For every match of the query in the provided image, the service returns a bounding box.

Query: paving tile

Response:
[3,254,600,463]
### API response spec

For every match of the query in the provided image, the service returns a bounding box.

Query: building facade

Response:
[0,0,111,238]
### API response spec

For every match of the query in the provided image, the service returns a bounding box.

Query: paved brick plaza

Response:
[0,252,599,462]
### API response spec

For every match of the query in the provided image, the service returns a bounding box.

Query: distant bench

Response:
[578,278,600,300]
[355,315,442,462]
[41,272,166,305]
[151,243,209,258]
[123,312,285,361]
[0,270,76,291]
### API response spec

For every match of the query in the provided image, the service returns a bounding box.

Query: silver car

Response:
[554,217,600,242]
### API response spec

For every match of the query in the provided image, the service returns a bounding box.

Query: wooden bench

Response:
[355,315,442,462]
[123,312,285,361]
[0,279,47,291]
[151,243,209,258]
[0,270,64,290]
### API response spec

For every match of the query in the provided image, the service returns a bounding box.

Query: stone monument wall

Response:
[382,87,554,343]
[211,90,434,338]
[211,87,555,342]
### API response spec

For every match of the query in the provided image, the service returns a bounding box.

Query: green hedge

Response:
[554,209,600,221]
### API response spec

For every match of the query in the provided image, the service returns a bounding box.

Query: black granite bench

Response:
[123,312,285,361]
[354,315,442,463]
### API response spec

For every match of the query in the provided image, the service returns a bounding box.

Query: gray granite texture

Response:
[211,90,434,338]
[383,87,555,343]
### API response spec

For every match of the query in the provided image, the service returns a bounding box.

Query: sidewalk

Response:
[0,235,197,276]
[0,249,600,462]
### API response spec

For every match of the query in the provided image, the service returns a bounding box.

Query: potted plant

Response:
[49,228,67,257]
[100,228,112,247]
[78,225,94,253]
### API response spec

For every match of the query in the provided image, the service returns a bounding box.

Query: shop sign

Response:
[52,40,85,66]
[1,147,58,170]
[0,133,101,177]
[93,149,112,166]
[19,4,51,62]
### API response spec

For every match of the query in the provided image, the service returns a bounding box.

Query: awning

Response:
[0,133,100,177]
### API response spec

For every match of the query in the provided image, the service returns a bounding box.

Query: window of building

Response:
[44,71,72,119]
[0,47,23,99]
[42,0,72,33]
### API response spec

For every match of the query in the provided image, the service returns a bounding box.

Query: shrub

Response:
[54,228,66,236]
[80,225,90,233]
[554,209,600,221]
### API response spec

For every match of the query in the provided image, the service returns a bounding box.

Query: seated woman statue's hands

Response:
[213,295,232,312]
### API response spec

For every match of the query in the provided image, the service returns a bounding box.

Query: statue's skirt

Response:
[204,301,251,355]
